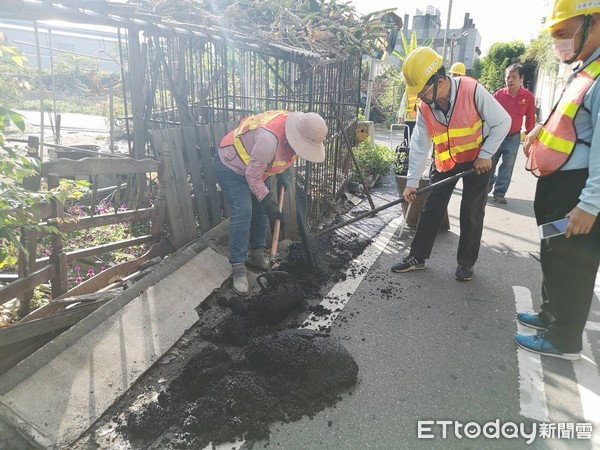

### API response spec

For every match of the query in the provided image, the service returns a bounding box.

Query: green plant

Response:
[391,30,432,63]
[0,41,91,268]
[0,33,30,108]
[479,41,526,91]
[0,110,90,269]
[352,140,395,181]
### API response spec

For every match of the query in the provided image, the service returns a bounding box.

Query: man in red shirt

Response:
[489,64,536,204]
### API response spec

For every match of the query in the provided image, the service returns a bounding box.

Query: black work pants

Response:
[409,162,490,267]
[535,169,600,353]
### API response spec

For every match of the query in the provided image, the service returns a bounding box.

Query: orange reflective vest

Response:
[420,77,483,172]
[405,93,418,121]
[219,110,297,179]
[526,57,600,177]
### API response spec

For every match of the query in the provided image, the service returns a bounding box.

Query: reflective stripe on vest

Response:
[420,77,483,172]
[405,93,418,121]
[526,58,600,177]
[219,110,297,178]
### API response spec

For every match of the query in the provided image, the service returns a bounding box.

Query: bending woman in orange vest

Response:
[216,110,327,296]
[391,47,510,281]
[516,0,600,360]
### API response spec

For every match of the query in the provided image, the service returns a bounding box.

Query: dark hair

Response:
[506,63,524,77]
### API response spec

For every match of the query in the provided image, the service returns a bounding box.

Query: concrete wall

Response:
[533,63,571,122]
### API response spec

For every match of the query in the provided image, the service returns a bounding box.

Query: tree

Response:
[472,58,483,79]
[0,39,87,268]
[0,33,30,108]
[521,31,558,90]
[479,41,526,92]
[391,30,433,63]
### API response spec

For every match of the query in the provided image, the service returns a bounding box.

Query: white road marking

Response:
[596,271,600,305]
[586,321,600,333]
[513,285,549,422]
[302,217,403,330]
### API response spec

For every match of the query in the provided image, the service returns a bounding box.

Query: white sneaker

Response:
[233,275,249,296]
[231,263,249,296]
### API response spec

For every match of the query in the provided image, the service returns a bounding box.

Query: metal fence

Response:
[125,31,362,226]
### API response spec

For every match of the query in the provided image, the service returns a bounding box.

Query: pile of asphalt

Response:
[71,175,400,449]
[123,329,358,448]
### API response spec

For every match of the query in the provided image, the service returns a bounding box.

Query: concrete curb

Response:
[0,224,232,448]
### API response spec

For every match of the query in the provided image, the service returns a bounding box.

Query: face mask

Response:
[552,37,576,61]
[552,22,583,62]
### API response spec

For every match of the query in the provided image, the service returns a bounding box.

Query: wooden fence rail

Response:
[0,156,167,316]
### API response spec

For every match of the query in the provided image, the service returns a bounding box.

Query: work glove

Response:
[260,192,285,231]
[276,169,291,192]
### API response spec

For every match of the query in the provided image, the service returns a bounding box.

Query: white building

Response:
[0,18,121,73]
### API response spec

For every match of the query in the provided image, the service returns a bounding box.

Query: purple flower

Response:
[76,276,83,283]
[74,266,81,271]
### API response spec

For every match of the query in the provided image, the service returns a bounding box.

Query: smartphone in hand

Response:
[538,218,570,239]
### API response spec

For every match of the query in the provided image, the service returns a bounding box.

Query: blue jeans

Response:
[489,133,521,197]
[214,156,269,264]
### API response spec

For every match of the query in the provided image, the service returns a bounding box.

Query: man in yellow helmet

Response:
[449,62,467,77]
[396,90,418,147]
[516,0,600,360]
[391,47,510,280]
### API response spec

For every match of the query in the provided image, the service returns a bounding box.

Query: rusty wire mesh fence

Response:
[120,30,361,229]
[125,31,361,226]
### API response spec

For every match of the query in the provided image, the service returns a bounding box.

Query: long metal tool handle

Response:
[314,168,475,238]
[269,184,286,262]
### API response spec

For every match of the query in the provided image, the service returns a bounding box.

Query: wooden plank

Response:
[162,139,198,249]
[51,241,166,300]
[211,122,228,146]
[182,125,211,234]
[128,31,148,160]
[58,208,157,233]
[48,174,68,298]
[41,157,159,177]
[198,124,224,226]
[0,265,55,306]
[0,334,62,376]
[148,132,167,237]
[149,129,165,159]
[0,298,111,346]
[151,162,167,237]
[29,202,53,222]
[18,226,39,317]
[64,234,157,262]
[4,202,53,224]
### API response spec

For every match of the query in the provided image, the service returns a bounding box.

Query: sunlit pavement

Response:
[253,133,600,449]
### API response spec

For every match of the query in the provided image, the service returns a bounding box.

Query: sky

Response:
[349,0,550,55]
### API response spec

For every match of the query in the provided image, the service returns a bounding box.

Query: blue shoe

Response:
[516,312,548,331]
[515,332,580,360]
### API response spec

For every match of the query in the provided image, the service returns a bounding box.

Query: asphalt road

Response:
[249,137,600,450]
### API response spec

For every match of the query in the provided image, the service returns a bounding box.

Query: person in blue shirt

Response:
[516,0,600,360]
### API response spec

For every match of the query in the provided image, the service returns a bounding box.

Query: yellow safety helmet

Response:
[545,0,600,29]
[449,62,466,76]
[402,47,443,95]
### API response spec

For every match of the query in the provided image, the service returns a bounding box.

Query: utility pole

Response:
[442,0,453,65]
[364,59,378,121]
